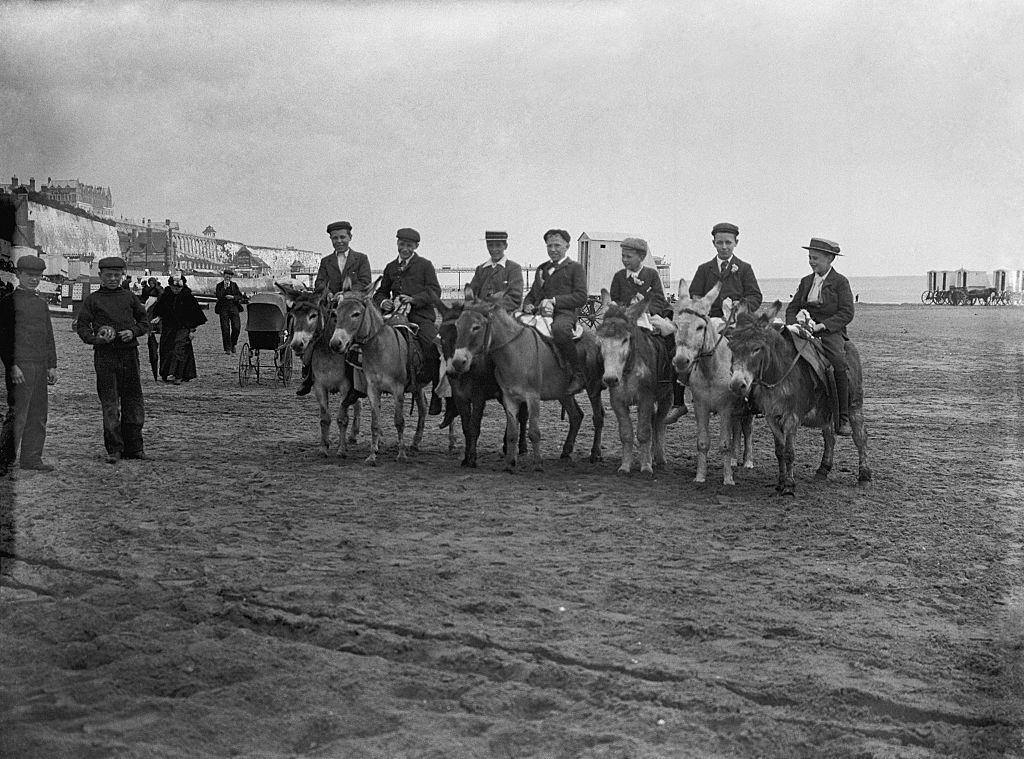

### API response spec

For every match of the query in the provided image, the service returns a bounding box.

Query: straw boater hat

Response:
[801,238,842,256]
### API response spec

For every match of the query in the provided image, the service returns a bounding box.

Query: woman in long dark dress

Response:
[153,275,207,384]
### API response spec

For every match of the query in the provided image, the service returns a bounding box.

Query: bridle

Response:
[677,307,735,362]
[734,325,802,392]
[338,293,384,348]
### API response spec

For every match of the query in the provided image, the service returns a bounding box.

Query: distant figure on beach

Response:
[785,237,855,436]
[296,221,372,397]
[672,222,763,423]
[0,256,58,476]
[214,268,246,355]
[153,275,207,384]
[855,293,859,303]
[75,256,150,463]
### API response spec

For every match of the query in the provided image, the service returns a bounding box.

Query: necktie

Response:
[720,259,729,277]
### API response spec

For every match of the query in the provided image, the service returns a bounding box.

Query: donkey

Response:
[277,283,361,457]
[672,279,754,485]
[595,293,672,476]
[438,302,528,468]
[728,302,871,495]
[450,292,604,472]
[329,289,428,465]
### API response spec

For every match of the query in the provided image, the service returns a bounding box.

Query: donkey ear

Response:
[276,282,297,308]
[341,275,352,293]
[625,299,649,320]
[600,288,612,308]
[758,300,783,325]
[676,278,689,301]
[702,281,721,311]
[721,296,735,321]
[464,284,477,304]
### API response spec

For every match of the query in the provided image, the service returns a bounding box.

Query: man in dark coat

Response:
[214,268,246,354]
[785,237,855,435]
[522,228,588,393]
[668,222,764,423]
[0,256,58,475]
[374,227,445,414]
[296,221,373,396]
[153,275,207,385]
[76,256,150,463]
[467,230,524,311]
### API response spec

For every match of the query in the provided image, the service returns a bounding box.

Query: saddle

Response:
[514,313,585,340]
[784,325,855,431]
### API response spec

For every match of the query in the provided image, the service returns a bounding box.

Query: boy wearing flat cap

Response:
[609,237,668,316]
[785,237,855,435]
[522,229,589,393]
[467,231,524,311]
[296,221,373,396]
[76,257,151,463]
[374,228,447,414]
[671,222,764,423]
[0,256,58,475]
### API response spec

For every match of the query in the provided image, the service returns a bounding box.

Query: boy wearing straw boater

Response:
[0,255,58,476]
[785,237,855,436]
[76,256,151,463]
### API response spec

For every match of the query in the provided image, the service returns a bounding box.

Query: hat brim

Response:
[802,246,842,256]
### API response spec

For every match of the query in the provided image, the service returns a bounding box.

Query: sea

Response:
[757,275,924,305]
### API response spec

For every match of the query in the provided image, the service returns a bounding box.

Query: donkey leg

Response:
[315,386,332,457]
[528,398,544,471]
[694,404,712,484]
[348,398,361,444]
[461,397,482,468]
[719,409,735,486]
[589,386,605,463]
[516,402,529,455]
[561,396,584,462]
[395,390,412,463]
[815,426,835,480]
[364,387,382,466]
[636,399,655,477]
[613,395,635,475]
[410,387,426,452]
[852,409,872,484]
[741,412,755,468]
[781,429,797,496]
[338,400,350,458]
[503,400,521,473]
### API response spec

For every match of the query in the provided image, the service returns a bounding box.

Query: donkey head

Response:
[727,302,783,398]
[329,291,376,354]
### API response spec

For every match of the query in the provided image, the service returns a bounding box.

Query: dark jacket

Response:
[785,268,854,337]
[689,256,762,318]
[76,286,150,350]
[373,254,441,329]
[314,249,372,295]
[214,280,246,315]
[0,288,57,369]
[523,258,588,317]
[467,258,524,311]
[153,286,208,331]
[610,266,668,316]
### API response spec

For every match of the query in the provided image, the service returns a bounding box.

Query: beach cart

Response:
[239,293,293,386]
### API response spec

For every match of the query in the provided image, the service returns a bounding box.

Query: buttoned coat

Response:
[467,259,524,311]
[689,256,763,318]
[373,254,441,334]
[523,259,588,317]
[314,249,372,295]
[785,268,854,337]
[609,266,668,316]
[214,280,246,315]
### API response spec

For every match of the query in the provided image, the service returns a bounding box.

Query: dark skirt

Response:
[159,328,198,381]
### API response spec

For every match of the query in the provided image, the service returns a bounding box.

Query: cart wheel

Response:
[238,343,253,386]
[276,344,293,385]
[579,296,605,328]
[920,290,932,304]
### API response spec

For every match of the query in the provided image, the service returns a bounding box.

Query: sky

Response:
[2,0,1022,280]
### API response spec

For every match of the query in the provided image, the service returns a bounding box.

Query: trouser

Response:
[1,362,49,466]
[551,312,584,377]
[819,332,849,419]
[95,350,145,456]
[219,310,241,351]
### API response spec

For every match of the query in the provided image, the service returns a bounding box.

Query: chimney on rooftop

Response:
[11,176,17,188]
[29,178,35,192]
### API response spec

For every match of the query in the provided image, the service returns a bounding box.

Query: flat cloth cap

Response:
[15,255,46,273]
[97,256,127,270]
[326,221,352,233]
[485,230,508,241]
[620,237,649,255]
[543,229,571,244]
[396,227,420,243]
[802,237,842,256]
[711,222,739,237]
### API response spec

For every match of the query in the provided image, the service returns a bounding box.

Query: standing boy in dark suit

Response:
[0,256,58,475]
[76,257,150,463]
[214,268,246,354]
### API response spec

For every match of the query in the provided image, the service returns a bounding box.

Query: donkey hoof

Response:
[590,453,603,464]
[616,467,630,476]
[364,455,377,466]
[640,467,655,479]
[814,470,829,481]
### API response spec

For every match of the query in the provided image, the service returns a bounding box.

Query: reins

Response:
[745,328,802,391]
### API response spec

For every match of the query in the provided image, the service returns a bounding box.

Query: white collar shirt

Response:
[335,249,349,270]
[807,269,831,303]
[483,256,507,269]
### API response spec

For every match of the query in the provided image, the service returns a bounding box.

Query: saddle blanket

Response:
[785,325,830,388]
[514,313,585,340]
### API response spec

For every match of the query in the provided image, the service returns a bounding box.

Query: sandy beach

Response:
[1,303,1021,757]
